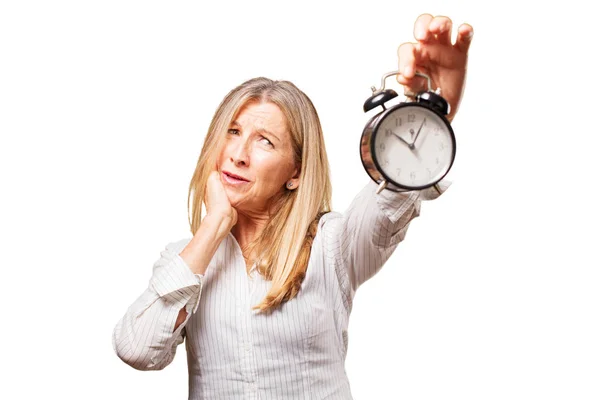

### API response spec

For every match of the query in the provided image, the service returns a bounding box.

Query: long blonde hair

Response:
[186,77,332,314]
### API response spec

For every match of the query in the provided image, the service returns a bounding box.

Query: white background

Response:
[1,0,598,399]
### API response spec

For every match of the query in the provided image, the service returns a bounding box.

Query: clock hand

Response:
[412,145,423,162]
[393,131,421,160]
[411,118,426,146]
[392,132,411,148]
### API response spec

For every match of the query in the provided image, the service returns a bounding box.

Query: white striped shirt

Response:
[112,180,447,399]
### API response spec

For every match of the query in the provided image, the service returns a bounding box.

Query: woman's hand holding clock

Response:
[396,14,474,122]
[359,13,472,192]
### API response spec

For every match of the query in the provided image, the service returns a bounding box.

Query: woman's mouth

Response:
[222,171,250,185]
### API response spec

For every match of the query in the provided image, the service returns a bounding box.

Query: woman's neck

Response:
[231,210,270,255]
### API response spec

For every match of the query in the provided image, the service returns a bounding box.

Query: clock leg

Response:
[376,180,388,194]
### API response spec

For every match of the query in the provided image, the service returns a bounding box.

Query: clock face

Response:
[373,104,454,189]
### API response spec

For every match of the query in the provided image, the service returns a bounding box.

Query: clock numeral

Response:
[435,157,440,165]
[408,113,416,123]
[385,129,392,137]
[395,117,402,127]
[427,168,432,177]
[410,171,416,181]
[438,142,445,151]
[383,159,389,167]
[396,168,401,176]
[379,143,386,151]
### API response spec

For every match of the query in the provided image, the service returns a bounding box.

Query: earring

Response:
[287,182,293,188]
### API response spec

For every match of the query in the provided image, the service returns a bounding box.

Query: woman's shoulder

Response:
[317,211,341,225]
[314,211,342,239]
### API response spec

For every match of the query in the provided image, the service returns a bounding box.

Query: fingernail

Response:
[404,65,412,77]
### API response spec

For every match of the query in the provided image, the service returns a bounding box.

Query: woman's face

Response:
[217,101,299,214]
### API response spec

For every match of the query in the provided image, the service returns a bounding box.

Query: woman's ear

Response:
[286,167,301,190]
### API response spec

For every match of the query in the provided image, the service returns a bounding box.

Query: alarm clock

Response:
[359,71,456,194]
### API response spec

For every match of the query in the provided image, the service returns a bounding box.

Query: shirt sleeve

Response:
[320,180,450,315]
[112,238,202,371]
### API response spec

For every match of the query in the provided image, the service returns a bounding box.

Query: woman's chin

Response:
[223,189,246,209]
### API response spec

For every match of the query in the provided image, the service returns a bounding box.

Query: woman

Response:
[113,14,473,399]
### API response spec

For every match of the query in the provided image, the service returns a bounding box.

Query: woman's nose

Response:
[230,140,250,167]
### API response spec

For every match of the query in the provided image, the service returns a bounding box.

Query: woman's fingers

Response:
[398,14,472,106]
[455,23,474,52]
[205,171,237,224]
[396,42,430,95]
[206,171,227,207]
[396,42,417,83]
[430,15,453,46]
[414,14,454,46]
[413,13,434,42]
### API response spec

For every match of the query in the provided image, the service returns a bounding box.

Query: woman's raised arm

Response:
[319,180,449,314]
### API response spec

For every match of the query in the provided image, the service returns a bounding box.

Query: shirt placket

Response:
[238,262,260,399]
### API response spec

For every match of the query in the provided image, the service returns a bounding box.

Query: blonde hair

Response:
[186,77,332,314]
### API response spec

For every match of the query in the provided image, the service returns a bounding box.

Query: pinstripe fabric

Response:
[113,180,448,399]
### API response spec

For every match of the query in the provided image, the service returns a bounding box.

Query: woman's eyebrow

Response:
[229,121,281,143]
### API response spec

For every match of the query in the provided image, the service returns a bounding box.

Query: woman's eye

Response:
[260,137,273,147]
[227,128,240,135]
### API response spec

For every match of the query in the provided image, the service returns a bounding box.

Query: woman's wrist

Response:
[179,213,234,275]
[203,212,236,237]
